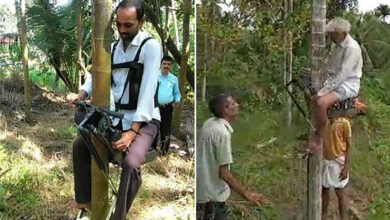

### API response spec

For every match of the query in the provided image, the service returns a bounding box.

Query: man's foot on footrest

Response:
[306,135,323,153]
[69,200,91,211]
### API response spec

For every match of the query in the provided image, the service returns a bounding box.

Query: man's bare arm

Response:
[340,137,352,180]
[219,165,269,205]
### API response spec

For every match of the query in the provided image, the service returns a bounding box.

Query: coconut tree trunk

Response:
[91,0,112,218]
[285,0,293,126]
[76,0,83,90]
[172,0,191,136]
[308,0,326,219]
[162,5,169,55]
[172,2,180,48]
[20,0,32,121]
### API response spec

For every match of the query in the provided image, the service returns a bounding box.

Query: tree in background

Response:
[284,0,293,126]
[375,4,390,22]
[18,0,32,121]
[172,0,191,136]
[27,0,78,92]
[76,0,83,89]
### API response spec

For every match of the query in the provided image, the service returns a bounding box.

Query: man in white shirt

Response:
[308,18,363,152]
[196,93,269,219]
[70,1,162,219]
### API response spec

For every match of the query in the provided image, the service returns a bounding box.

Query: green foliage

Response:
[55,123,77,139]
[347,13,390,69]
[198,1,390,218]
[29,66,67,93]
[197,0,311,109]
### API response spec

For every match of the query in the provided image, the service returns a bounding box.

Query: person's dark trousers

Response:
[159,103,173,154]
[73,123,124,205]
[196,202,229,220]
[72,136,91,204]
[112,122,158,220]
[73,122,158,220]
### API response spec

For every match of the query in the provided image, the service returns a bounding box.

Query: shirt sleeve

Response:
[173,76,181,103]
[318,46,362,96]
[344,120,352,138]
[132,39,162,122]
[215,132,233,166]
[80,72,92,97]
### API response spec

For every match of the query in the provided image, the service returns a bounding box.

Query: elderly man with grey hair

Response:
[307,17,363,152]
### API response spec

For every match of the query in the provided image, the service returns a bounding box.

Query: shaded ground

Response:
[0,78,194,219]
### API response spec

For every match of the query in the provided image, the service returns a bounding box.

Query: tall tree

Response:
[308,0,326,219]
[19,0,32,121]
[76,0,83,89]
[172,0,191,136]
[90,0,112,218]
[172,1,180,48]
[375,4,390,22]
[284,0,293,126]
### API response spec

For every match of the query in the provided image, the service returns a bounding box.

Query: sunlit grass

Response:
[0,109,194,219]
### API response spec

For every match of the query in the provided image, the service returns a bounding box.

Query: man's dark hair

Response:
[161,56,173,63]
[208,93,231,118]
[116,0,145,21]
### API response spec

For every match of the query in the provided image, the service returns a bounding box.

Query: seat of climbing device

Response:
[329,97,366,119]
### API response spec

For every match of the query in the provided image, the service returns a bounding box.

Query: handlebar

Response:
[73,101,124,119]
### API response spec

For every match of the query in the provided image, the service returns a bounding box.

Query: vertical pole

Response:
[76,0,83,91]
[286,0,293,126]
[308,0,326,219]
[20,0,32,121]
[91,0,112,219]
[172,1,180,48]
[172,0,191,135]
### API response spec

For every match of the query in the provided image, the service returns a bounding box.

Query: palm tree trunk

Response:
[162,5,169,55]
[172,1,180,48]
[76,0,83,90]
[91,0,112,218]
[172,0,191,136]
[308,0,326,219]
[20,0,32,121]
[286,0,293,125]
[284,0,293,126]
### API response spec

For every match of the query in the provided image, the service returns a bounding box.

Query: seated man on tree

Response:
[308,18,363,152]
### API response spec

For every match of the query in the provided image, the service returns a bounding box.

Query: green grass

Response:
[55,123,78,139]
[0,141,73,219]
[197,70,390,219]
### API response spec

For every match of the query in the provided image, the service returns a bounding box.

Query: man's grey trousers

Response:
[73,122,158,220]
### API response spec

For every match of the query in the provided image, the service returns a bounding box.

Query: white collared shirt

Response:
[196,117,234,203]
[318,34,363,96]
[81,31,162,130]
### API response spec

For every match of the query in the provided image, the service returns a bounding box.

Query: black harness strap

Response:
[114,37,152,109]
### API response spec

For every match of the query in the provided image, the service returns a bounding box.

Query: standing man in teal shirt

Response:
[158,56,181,154]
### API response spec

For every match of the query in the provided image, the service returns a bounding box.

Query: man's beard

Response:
[120,30,138,43]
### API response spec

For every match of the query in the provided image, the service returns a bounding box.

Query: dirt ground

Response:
[0,78,195,219]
